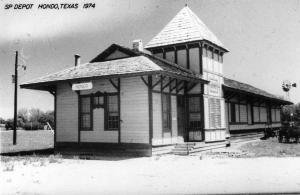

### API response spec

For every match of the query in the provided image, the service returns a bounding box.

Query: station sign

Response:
[72,82,93,91]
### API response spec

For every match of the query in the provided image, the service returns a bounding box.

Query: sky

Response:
[0,0,300,119]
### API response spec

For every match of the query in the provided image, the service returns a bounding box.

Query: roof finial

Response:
[185,3,188,7]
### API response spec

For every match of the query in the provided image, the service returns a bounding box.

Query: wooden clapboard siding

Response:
[105,50,129,60]
[230,122,282,131]
[229,123,266,131]
[152,92,163,145]
[80,79,117,95]
[202,46,227,142]
[79,79,118,143]
[121,77,149,144]
[81,108,118,143]
[56,83,78,142]
[220,99,226,128]
[205,129,226,142]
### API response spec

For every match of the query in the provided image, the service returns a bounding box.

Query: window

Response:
[229,102,248,124]
[189,48,200,73]
[208,48,213,59]
[253,105,268,123]
[80,96,92,130]
[213,51,218,61]
[209,98,221,128]
[239,104,248,122]
[219,53,223,63]
[106,95,119,130]
[165,51,175,63]
[189,96,201,129]
[275,109,281,122]
[177,49,187,68]
[272,108,281,122]
[162,93,171,131]
[93,92,104,108]
[230,103,236,123]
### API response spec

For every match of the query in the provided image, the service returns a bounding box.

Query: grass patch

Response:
[0,130,54,154]
[239,137,300,157]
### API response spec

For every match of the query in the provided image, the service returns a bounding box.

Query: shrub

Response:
[24,122,44,130]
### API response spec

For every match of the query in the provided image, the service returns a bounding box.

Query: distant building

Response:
[21,6,292,156]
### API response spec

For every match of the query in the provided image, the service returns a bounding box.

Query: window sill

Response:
[104,129,119,131]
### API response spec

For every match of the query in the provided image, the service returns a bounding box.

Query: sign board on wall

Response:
[72,82,93,91]
[208,75,219,96]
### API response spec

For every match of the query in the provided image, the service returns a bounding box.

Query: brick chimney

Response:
[132,39,143,52]
[74,54,80,66]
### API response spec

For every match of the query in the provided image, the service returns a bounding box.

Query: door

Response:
[177,95,186,140]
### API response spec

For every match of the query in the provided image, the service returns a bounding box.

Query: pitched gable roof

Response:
[21,44,208,90]
[223,77,292,105]
[145,6,227,51]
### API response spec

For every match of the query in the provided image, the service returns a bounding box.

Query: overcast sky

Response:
[1,0,300,119]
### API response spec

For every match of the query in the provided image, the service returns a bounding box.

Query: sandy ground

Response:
[1,154,300,194]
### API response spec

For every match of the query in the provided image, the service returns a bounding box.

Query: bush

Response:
[24,122,44,130]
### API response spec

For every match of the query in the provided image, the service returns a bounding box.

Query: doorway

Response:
[177,95,186,141]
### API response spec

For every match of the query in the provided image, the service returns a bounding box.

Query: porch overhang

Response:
[20,70,209,91]
[223,85,293,105]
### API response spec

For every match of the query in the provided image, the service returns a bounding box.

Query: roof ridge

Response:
[109,43,197,76]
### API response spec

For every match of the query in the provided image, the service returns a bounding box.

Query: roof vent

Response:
[132,39,143,52]
[74,54,80,67]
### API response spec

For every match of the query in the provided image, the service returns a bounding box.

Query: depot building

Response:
[21,6,292,156]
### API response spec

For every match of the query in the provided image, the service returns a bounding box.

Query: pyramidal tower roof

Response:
[145,6,227,50]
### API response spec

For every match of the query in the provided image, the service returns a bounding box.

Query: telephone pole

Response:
[13,51,18,145]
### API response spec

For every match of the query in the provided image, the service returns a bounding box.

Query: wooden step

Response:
[171,141,228,155]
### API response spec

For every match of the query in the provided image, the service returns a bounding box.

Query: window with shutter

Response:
[209,98,221,128]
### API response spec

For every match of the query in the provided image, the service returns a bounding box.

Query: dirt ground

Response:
[1,139,300,194]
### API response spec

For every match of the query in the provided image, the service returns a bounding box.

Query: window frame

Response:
[104,93,120,131]
[252,105,268,124]
[79,95,93,131]
[79,92,120,132]
[229,102,248,125]
[188,96,202,130]
[162,93,171,132]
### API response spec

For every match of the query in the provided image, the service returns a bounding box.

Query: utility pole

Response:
[13,51,18,145]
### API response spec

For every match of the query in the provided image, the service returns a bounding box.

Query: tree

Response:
[0,117,5,124]
[281,103,300,125]
[18,108,29,123]
[28,108,42,122]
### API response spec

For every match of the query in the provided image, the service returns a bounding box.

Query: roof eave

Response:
[222,85,293,105]
[21,70,208,90]
[20,70,162,90]
[145,39,229,53]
